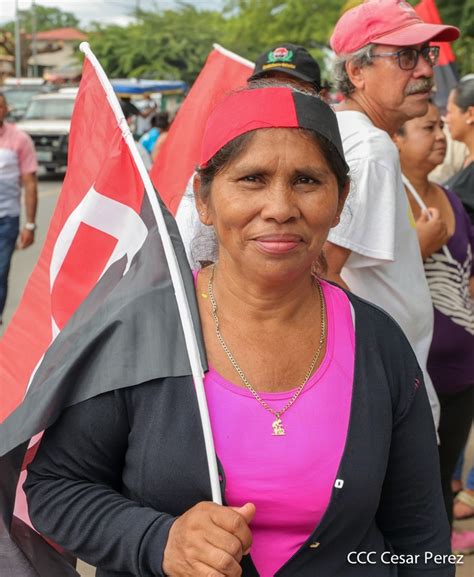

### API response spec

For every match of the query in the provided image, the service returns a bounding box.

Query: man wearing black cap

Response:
[177,43,323,268]
[248,43,321,93]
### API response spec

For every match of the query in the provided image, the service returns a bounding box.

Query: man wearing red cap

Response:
[324,0,459,430]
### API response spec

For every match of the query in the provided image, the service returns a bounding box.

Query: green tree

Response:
[436,0,465,29]
[2,5,79,35]
[222,0,345,55]
[455,0,474,75]
[88,5,226,84]
[0,4,81,75]
[58,0,474,85]
[221,0,345,80]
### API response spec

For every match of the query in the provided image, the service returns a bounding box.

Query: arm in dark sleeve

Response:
[24,386,175,577]
[376,374,454,576]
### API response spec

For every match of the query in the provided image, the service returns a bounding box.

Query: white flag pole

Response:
[212,43,254,68]
[79,42,222,505]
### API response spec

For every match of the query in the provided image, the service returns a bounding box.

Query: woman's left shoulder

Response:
[344,289,424,416]
[322,279,414,354]
[319,278,349,302]
[323,281,400,329]
[342,288,419,360]
[442,185,474,232]
[441,185,463,208]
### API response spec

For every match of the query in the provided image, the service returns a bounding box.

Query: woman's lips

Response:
[254,235,302,254]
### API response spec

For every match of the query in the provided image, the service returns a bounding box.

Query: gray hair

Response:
[332,44,375,97]
[247,76,319,95]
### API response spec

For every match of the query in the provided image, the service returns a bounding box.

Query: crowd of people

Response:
[119,97,172,169]
[0,0,473,575]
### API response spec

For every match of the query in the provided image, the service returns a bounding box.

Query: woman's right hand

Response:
[162,501,255,576]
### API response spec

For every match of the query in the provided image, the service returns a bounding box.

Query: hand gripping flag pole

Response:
[79,42,222,505]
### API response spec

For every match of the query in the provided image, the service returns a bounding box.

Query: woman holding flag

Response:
[25,85,452,576]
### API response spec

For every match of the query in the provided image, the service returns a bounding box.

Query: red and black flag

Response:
[0,44,216,576]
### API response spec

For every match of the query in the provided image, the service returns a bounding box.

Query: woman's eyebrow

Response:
[230,163,331,178]
[293,166,332,178]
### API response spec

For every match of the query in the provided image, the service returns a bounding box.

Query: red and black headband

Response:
[200,87,348,173]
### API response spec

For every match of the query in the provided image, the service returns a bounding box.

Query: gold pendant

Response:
[272,417,285,436]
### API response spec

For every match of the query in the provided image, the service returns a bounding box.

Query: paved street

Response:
[1,173,473,576]
[0,170,63,335]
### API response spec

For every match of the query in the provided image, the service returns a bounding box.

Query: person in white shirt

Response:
[0,93,38,325]
[324,0,460,429]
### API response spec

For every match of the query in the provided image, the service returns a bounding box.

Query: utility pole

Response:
[14,0,22,77]
[32,0,38,77]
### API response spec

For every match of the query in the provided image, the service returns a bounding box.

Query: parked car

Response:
[16,90,77,172]
[1,78,55,122]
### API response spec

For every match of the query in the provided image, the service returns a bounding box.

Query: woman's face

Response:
[444,90,471,142]
[396,104,447,172]
[196,128,347,281]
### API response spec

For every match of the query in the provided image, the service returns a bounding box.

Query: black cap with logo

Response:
[248,43,321,90]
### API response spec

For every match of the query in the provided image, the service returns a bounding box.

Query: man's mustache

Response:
[405,79,434,96]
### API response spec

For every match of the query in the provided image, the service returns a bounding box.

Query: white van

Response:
[16,91,76,173]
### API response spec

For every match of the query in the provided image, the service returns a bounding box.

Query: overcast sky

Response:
[1,0,221,27]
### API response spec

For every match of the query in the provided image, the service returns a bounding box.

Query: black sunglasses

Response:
[371,46,440,70]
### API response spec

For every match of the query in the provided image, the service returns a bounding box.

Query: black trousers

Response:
[438,386,474,526]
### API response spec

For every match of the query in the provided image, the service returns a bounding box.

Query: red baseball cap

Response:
[330,0,460,55]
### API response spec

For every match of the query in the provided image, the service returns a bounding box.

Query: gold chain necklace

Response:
[207,265,326,436]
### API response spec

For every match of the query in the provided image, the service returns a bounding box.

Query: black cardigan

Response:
[24,292,453,577]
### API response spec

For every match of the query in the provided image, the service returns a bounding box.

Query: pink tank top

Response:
[200,277,355,576]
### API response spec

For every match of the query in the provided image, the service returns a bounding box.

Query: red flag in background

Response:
[150,44,253,216]
[415,0,459,109]
[0,58,146,422]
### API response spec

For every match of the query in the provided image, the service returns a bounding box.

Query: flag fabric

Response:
[0,45,208,576]
[150,44,253,216]
[415,0,459,109]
